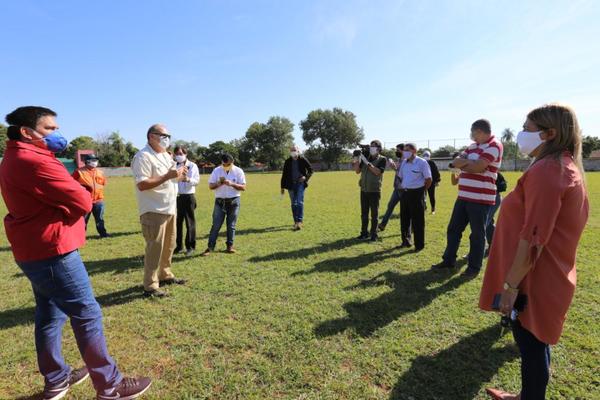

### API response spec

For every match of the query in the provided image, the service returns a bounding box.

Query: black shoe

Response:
[413,247,424,253]
[399,242,412,248]
[431,261,455,270]
[100,233,111,238]
[356,233,369,240]
[377,223,386,232]
[173,247,183,254]
[370,235,380,242]
[159,278,187,286]
[143,288,168,298]
[97,376,152,400]
[461,268,480,279]
[43,367,89,400]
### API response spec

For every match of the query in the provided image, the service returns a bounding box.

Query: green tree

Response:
[204,140,239,166]
[244,116,295,170]
[97,131,137,167]
[501,128,515,143]
[0,124,7,157]
[431,145,456,158]
[64,135,98,160]
[300,108,364,170]
[582,135,600,158]
[231,138,254,168]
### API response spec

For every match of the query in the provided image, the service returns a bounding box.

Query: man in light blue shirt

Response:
[398,143,432,251]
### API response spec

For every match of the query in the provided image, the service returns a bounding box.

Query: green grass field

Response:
[1,171,599,400]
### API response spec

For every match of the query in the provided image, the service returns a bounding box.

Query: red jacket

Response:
[0,141,92,262]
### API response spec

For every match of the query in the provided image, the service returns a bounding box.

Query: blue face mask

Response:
[32,130,68,153]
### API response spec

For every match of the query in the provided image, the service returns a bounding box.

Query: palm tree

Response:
[501,128,514,143]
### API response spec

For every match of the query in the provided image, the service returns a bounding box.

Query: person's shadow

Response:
[0,285,144,331]
[293,247,413,275]
[314,269,467,338]
[389,324,518,400]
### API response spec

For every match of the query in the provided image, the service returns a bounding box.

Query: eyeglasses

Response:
[151,132,171,139]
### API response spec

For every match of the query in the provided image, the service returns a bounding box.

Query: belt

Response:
[399,187,425,192]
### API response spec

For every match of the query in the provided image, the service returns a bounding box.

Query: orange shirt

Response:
[479,154,589,345]
[72,167,107,203]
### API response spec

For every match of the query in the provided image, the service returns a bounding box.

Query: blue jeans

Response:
[380,189,401,226]
[513,320,550,399]
[16,250,122,390]
[208,197,240,249]
[85,201,108,236]
[442,199,491,272]
[485,193,502,246]
[288,182,305,223]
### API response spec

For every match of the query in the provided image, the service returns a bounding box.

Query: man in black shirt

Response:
[281,145,313,230]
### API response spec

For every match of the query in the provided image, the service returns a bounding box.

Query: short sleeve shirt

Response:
[208,165,246,198]
[399,156,432,189]
[131,144,177,216]
[458,136,503,205]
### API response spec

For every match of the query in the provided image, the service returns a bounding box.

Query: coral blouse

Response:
[479,153,589,345]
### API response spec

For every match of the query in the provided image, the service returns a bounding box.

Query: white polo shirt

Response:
[131,144,177,216]
[208,165,246,199]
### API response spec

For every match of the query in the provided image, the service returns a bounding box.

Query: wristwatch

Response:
[503,282,518,291]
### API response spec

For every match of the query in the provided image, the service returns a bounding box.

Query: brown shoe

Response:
[97,376,152,400]
[297,222,303,230]
[201,248,212,257]
[226,245,236,254]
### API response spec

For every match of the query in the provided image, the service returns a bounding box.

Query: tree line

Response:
[2,112,600,169]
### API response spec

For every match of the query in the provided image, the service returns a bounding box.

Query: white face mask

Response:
[158,136,170,150]
[517,130,544,156]
[402,151,412,159]
[290,151,299,158]
[423,154,430,160]
[175,155,186,163]
[369,146,379,156]
[87,161,98,168]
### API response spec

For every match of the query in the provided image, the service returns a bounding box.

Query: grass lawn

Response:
[1,171,598,399]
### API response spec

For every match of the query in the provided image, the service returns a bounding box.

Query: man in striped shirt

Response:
[431,119,503,278]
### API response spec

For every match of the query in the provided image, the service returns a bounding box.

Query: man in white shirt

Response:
[131,124,187,297]
[173,146,200,256]
[398,143,432,252]
[201,154,246,255]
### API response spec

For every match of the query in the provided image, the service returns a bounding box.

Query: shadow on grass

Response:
[249,235,401,263]
[314,269,467,338]
[0,245,11,253]
[86,230,140,240]
[0,285,144,331]
[389,324,518,400]
[293,247,413,275]
[194,225,291,241]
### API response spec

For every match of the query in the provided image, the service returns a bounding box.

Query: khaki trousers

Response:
[140,212,176,290]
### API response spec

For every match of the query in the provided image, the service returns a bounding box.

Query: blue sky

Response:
[1,0,599,150]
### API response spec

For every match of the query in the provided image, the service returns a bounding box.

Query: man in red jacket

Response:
[0,106,150,400]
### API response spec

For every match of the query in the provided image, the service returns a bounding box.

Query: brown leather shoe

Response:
[486,388,520,399]
[226,245,236,254]
[201,248,212,257]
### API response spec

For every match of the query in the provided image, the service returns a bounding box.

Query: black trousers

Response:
[360,191,381,237]
[427,184,437,212]
[176,194,197,250]
[400,188,425,249]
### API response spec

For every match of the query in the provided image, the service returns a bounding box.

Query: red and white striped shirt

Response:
[458,136,503,205]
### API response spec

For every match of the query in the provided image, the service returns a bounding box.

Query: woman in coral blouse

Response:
[479,104,589,400]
